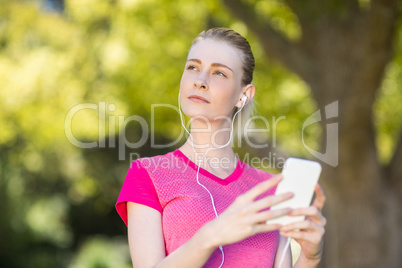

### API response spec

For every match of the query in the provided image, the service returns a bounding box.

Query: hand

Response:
[279,184,327,261]
[202,174,294,248]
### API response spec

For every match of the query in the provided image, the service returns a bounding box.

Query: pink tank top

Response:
[116,149,279,267]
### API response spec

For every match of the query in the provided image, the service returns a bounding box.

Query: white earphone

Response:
[241,94,248,102]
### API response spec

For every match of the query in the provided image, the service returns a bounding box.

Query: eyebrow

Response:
[187,59,234,73]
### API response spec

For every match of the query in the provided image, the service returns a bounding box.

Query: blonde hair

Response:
[192,27,256,141]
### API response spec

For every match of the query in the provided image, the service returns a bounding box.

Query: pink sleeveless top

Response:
[116,149,279,267]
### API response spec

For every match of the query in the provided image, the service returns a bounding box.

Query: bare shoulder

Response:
[127,202,163,232]
[127,201,161,216]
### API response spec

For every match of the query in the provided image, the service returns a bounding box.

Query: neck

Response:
[180,140,237,175]
[179,118,238,170]
[188,118,234,151]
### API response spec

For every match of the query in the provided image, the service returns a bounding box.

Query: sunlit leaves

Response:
[374,62,402,164]
[69,236,131,268]
[1,0,401,267]
[26,195,73,247]
[254,0,301,40]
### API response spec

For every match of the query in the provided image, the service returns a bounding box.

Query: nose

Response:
[194,73,208,90]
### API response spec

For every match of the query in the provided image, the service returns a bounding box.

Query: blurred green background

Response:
[1,0,401,267]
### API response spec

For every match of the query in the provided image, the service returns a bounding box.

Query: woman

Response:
[116,28,326,267]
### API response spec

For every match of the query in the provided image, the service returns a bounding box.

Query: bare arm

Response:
[127,203,165,267]
[127,202,217,268]
[127,174,293,268]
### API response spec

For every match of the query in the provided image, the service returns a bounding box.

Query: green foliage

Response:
[0,0,400,267]
[250,0,301,40]
[69,236,131,268]
[374,62,402,164]
[373,13,402,164]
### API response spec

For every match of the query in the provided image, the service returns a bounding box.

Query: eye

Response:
[186,65,197,71]
[214,70,227,77]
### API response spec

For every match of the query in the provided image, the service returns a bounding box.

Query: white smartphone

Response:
[266,157,322,226]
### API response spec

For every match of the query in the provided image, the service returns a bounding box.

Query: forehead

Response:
[188,39,243,72]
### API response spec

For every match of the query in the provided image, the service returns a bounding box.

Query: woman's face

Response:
[179,39,245,123]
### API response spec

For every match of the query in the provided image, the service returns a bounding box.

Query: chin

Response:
[181,106,209,121]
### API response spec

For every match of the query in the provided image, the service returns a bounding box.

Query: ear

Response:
[235,84,255,108]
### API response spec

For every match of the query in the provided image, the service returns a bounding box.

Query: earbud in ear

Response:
[241,95,248,102]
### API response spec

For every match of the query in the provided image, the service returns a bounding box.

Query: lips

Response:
[188,95,210,103]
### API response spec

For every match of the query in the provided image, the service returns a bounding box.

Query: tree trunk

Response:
[222,0,401,267]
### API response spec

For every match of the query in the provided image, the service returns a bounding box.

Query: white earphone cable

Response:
[178,91,247,268]
[278,237,291,268]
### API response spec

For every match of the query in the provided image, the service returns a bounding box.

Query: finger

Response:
[280,229,323,245]
[241,174,283,202]
[250,207,292,224]
[252,191,294,212]
[280,219,322,232]
[312,184,326,211]
[251,222,283,235]
[289,206,326,225]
